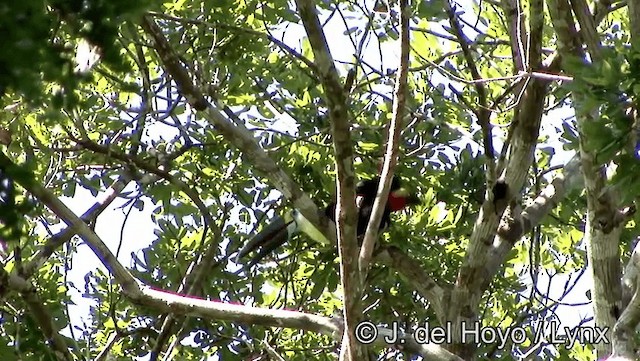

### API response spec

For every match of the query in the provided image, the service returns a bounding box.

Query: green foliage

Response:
[0,0,155,106]
[1,0,639,360]
[0,158,38,245]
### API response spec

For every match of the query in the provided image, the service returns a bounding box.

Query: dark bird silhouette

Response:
[236,176,419,267]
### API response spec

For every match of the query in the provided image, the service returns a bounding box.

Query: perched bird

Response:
[354,176,420,236]
[236,176,419,267]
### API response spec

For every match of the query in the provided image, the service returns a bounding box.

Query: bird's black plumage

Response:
[236,204,335,268]
[354,176,400,236]
[236,176,417,267]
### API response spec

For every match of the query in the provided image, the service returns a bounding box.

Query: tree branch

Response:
[569,0,602,59]
[150,211,229,360]
[140,14,337,249]
[500,0,527,72]
[489,156,582,281]
[293,0,361,358]
[446,2,551,356]
[614,240,640,359]
[73,137,218,235]
[374,246,447,325]
[95,331,119,361]
[0,151,339,338]
[0,152,142,295]
[147,12,321,79]
[548,0,624,357]
[22,174,141,279]
[0,149,467,360]
[0,268,73,361]
[358,0,410,278]
[444,0,495,180]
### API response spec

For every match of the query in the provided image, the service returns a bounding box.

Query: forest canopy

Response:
[1,0,640,360]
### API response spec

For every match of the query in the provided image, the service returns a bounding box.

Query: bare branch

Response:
[293,0,361,358]
[500,0,527,72]
[358,0,410,278]
[569,0,602,60]
[443,0,495,180]
[22,174,139,279]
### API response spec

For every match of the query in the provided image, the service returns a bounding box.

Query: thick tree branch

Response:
[143,286,461,360]
[140,15,337,248]
[10,255,459,361]
[0,153,141,294]
[293,0,361,359]
[497,156,581,241]
[71,133,232,339]
[0,152,339,339]
[446,2,551,356]
[548,0,624,357]
[21,174,141,279]
[529,0,545,75]
[447,78,548,358]
[148,288,344,338]
[548,0,586,59]
[140,287,340,338]
[569,0,602,59]
[623,241,640,312]
[490,156,582,280]
[1,151,460,360]
[614,241,640,359]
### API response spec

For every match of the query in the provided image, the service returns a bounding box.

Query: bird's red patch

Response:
[388,193,408,211]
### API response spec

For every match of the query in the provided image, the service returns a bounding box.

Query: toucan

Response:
[236,176,419,267]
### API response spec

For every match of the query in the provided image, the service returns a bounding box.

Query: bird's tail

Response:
[236,216,294,267]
